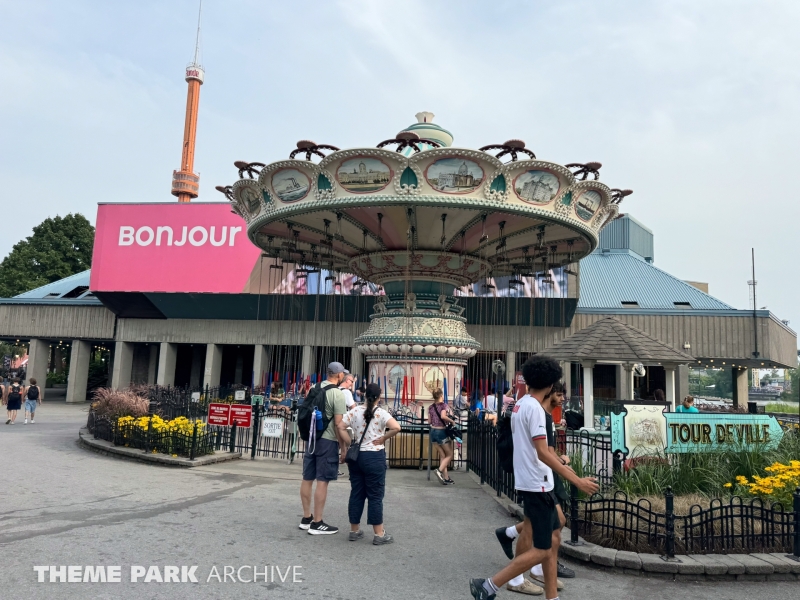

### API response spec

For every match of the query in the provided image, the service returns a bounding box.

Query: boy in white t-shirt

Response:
[470,356,599,600]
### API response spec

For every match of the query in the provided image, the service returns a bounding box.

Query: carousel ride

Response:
[217,112,632,407]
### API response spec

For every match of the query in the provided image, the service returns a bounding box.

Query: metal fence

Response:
[87,411,215,459]
[466,411,800,556]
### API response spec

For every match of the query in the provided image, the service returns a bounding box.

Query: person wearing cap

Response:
[300,361,350,535]
[337,382,401,545]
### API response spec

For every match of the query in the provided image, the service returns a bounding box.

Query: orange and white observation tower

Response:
[171,2,204,202]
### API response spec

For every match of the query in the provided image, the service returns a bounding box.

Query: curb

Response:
[78,428,242,467]
[467,472,800,582]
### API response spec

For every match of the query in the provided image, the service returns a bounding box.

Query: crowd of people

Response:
[2,377,41,425]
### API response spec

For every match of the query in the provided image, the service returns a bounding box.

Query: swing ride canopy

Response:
[218,113,632,400]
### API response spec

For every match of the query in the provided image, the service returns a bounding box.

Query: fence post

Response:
[215,428,221,451]
[479,418,486,485]
[144,412,152,454]
[229,420,238,453]
[465,414,470,473]
[251,405,260,460]
[613,451,624,476]
[190,421,198,461]
[663,486,676,560]
[790,487,800,561]
[418,407,425,470]
[566,482,582,546]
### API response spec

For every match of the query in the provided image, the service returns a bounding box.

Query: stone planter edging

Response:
[78,428,242,467]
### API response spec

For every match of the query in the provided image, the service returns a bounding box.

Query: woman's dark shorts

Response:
[518,490,561,550]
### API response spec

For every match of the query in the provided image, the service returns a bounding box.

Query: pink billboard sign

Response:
[90,203,261,293]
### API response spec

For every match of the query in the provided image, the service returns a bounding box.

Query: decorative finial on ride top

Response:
[610,189,634,204]
[479,139,536,161]
[565,162,602,180]
[233,161,266,179]
[416,111,434,123]
[377,130,443,154]
[289,140,340,161]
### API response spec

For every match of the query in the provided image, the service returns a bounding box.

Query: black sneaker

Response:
[298,516,313,530]
[495,527,514,560]
[469,578,496,600]
[558,561,576,578]
[308,520,339,535]
[445,478,455,485]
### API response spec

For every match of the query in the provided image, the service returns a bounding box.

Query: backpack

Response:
[297,383,333,443]
[8,384,22,402]
[27,385,39,400]
[496,413,515,474]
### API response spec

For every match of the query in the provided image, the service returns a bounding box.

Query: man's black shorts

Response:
[518,490,560,550]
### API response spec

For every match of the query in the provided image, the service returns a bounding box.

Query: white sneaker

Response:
[24,419,28,424]
[31,419,35,424]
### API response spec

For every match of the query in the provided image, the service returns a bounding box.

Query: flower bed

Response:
[112,415,214,458]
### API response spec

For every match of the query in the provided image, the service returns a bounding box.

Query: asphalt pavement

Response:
[0,401,797,599]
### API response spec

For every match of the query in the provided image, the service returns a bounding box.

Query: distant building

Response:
[518,173,557,202]
[338,161,390,185]
[436,161,478,189]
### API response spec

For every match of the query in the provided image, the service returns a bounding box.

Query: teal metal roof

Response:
[578,250,732,310]
[14,270,93,299]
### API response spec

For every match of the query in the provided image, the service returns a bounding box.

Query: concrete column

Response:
[27,339,49,399]
[615,364,626,400]
[624,364,635,400]
[156,343,177,386]
[111,342,134,389]
[665,365,676,411]
[301,345,314,379]
[732,367,749,410]
[350,347,364,379]
[581,361,595,429]
[203,344,223,388]
[676,364,689,404]
[65,340,91,403]
[147,345,158,384]
[253,345,268,390]
[507,351,516,393]
[561,361,572,398]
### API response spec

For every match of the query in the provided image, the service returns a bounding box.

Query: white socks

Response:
[531,564,544,576]
[509,574,525,586]
[505,526,520,539]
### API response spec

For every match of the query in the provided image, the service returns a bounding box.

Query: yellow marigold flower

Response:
[723,482,732,488]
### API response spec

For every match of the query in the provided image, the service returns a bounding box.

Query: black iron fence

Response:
[567,485,800,556]
[87,411,214,460]
[466,411,800,556]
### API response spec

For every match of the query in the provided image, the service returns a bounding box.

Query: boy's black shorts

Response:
[518,490,560,550]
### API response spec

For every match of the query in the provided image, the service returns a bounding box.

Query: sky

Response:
[1,0,799,338]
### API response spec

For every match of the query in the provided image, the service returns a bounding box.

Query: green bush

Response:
[46,371,68,385]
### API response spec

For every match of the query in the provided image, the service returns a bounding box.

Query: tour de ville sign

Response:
[610,405,785,457]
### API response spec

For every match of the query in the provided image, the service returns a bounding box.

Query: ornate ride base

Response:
[354,280,478,407]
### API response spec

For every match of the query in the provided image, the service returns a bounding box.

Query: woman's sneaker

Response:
[557,561,576,578]
[298,516,313,530]
[445,478,455,485]
[434,469,445,483]
[348,530,364,541]
[372,532,393,545]
[308,521,339,535]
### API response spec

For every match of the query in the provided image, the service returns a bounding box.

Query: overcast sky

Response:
[1,0,798,339]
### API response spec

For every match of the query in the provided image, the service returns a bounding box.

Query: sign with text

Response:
[229,405,253,428]
[207,403,231,426]
[611,408,784,455]
[90,203,261,293]
[234,390,246,401]
[261,417,284,438]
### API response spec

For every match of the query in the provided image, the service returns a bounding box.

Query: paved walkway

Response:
[1,402,797,599]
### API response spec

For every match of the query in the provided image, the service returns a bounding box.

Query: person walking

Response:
[338,382,400,545]
[428,388,456,485]
[24,377,41,424]
[470,356,599,600]
[299,362,350,535]
[5,378,23,424]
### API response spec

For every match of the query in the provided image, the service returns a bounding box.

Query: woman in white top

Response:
[338,382,400,545]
